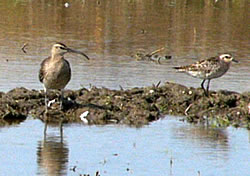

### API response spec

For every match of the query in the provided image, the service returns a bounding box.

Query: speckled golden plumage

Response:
[173,54,238,96]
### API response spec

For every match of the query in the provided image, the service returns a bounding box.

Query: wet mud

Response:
[0,82,249,128]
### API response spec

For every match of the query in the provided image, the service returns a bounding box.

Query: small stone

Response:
[248,103,250,114]
[64,2,70,7]
[149,90,154,93]
[80,111,89,124]
[48,99,56,107]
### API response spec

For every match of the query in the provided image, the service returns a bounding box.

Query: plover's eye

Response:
[225,56,230,59]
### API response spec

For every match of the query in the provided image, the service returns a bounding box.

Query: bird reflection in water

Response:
[37,121,68,176]
[174,125,229,158]
[42,110,66,140]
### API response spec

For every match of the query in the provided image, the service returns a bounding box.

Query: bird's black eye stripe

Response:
[60,47,66,50]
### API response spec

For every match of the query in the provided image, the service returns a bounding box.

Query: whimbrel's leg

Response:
[60,89,64,110]
[59,89,64,142]
[59,90,64,141]
[43,86,48,112]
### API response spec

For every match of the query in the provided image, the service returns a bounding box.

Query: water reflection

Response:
[37,126,68,176]
[175,125,228,145]
[173,125,229,160]
[0,118,249,176]
[0,118,26,127]
[43,114,64,140]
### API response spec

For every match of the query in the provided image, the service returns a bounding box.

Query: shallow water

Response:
[0,118,249,176]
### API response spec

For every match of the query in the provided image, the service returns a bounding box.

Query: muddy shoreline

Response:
[0,82,249,128]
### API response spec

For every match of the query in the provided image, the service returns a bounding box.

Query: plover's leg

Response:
[201,79,209,96]
[206,79,211,96]
[201,79,206,92]
[60,89,64,110]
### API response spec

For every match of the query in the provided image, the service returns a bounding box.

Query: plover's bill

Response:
[173,53,238,96]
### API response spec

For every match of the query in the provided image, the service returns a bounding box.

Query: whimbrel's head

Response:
[219,54,238,63]
[51,42,90,60]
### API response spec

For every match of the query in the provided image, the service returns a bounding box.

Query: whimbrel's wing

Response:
[39,57,51,83]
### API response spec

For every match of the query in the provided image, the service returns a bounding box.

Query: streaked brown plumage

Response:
[39,42,89,111]
[173,54,238,96]
[39,54,71,90]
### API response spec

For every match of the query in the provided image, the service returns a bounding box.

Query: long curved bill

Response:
[66,48,90,60]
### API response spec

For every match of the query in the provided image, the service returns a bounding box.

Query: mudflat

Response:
[0,82,249,128]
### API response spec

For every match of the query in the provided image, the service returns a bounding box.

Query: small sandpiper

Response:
[39,42,90,112]
[173,53,238,96]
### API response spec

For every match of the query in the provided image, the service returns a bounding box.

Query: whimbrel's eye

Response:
[225,56,229,59]
[60,47,66,50]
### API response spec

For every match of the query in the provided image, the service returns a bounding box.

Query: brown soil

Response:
[0,82,249,128]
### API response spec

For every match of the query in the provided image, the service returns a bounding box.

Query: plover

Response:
[173,53,238,95]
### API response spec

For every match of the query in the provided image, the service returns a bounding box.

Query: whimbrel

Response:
[39,42,89,112]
